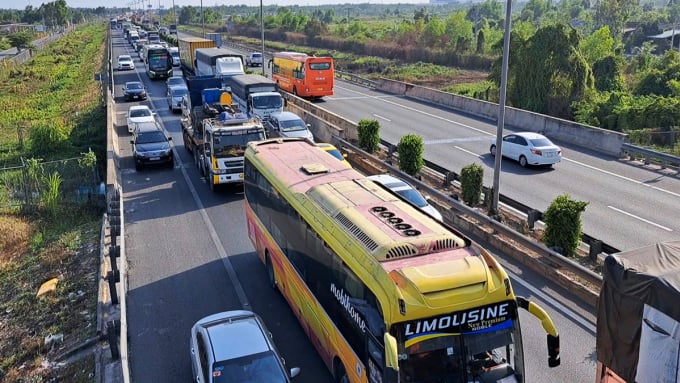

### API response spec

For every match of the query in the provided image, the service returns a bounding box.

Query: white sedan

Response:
[117,54,134,70]
[490,132,562,167]
[126,105,156,133]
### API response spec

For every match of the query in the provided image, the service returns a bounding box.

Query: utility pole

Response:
[491,0,513,217]
[260,0,265,76]
[201,0,205,38]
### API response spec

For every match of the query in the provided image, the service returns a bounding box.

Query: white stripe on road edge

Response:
[608,206,673,232]
[505,267,596,334]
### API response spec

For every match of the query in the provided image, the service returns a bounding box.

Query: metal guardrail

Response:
[338,137,604,287]
[621,142,680,169]
[336,70,378,88]
[378,138,620,257]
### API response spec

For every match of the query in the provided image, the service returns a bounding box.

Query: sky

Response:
[6,0,429,10]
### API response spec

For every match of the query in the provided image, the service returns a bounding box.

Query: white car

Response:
[117,54,134,70]
[166,75,186,90]
[246,52,263,67]
[264,111,314,141]
[167,85,188,113]
[490,132,562,167]
[367,174,444,222]
[190,310,300,383]
[126,105,156,133]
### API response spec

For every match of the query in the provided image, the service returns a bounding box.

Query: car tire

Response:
[490,145,497,157]
[519,155,528,167]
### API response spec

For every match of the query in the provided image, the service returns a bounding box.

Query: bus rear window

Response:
[309,62,331,70]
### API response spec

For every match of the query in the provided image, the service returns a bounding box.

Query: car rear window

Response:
[130,109,151,117]
[530,138,553,147]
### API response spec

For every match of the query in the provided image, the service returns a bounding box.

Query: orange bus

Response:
[269,51,334,98]
[243,138,560,383]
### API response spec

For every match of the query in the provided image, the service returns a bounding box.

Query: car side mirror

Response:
[290,367,301,378]
[167,136,172,141]
[306,123,311,128]
[130,140,134,144]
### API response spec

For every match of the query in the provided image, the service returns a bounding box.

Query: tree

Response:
[634,50,680,97]
[579,26,615,66]
[179,6,197,25]
[493,23,594,119]
[445,11,474,52]
[421,16,445,48]
[594,0,636,37]
[8,31,34,51]
[592,55,625,92]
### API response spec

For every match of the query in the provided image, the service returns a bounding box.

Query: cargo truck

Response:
[177,36,215,77]
[595,241,680,383]
[180,76,266,191]
[194,48,245,83]
[224,74,283,121]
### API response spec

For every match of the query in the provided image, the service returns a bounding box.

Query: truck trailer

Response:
[596,241,680,383]
[177,36,215,77]
[180,76,265,191]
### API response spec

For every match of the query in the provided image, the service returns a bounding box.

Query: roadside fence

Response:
[0,156,104,212]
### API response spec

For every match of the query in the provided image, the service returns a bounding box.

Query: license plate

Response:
[546,153,553,157]
[133,96,139,99]
[150,157,160,161]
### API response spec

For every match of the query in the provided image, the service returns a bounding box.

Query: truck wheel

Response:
[209,175,215,192]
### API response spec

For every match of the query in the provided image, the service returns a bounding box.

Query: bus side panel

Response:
[244,203,368,383]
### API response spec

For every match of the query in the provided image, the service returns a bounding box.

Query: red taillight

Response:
[531,148,543,156]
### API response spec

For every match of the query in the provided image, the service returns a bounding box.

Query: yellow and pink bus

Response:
[243,138,560,383]
[269,51,334,99]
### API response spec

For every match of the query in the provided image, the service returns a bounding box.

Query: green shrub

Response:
[357,119,380,153]
[460,163,484,206]
[543,193,588,257]
[397,134,424,176]
[29,122,69,154]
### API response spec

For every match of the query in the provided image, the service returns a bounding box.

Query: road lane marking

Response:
[373,114,391,122]
[607,206,673,232]
[454,146,481,157]
[336,85,491,135]
[564,157,680,198]
[337,85,680,199]
[504,267,596,334]
[425,137,490,145]
[177,163,251,310]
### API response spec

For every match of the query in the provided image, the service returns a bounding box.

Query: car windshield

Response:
[278,118,306,132]
[378,180,428,208]
[127,83,143,90]
[530,138,553,147]
[130,109,151,118]
[119,56,131,62]
[171,88,187,97]
[325,148,344,161]
[136,131,166,144]
[212,351,287,383]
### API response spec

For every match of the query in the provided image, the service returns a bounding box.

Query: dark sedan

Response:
[122,81,147,101]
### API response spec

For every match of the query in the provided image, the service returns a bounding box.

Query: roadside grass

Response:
[0,23,107,382]
[0,207,101,382]
[0,25,107,167]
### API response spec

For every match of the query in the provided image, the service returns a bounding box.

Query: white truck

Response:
[224,74,283,121]
[194,48,245,84]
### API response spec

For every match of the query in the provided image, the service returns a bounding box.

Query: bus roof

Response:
[247,138,469,262]
[247,138,513,321]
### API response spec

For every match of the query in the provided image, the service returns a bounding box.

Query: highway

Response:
[215,39,680,252]
[113,30,598,382]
